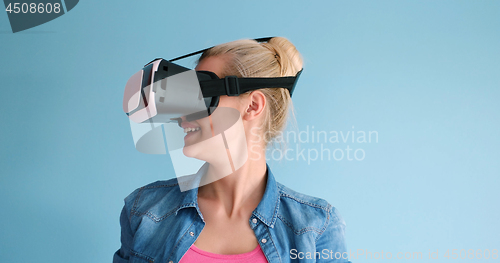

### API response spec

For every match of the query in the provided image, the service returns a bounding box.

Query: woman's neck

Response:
[198,155,267,218]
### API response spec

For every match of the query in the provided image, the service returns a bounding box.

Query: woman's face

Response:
[181,55,247,159]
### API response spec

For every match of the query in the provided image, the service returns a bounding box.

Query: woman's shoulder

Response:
[122,177,187,221]
[276,182,331,210]
[275,182,346,234]
[124,177,180,201]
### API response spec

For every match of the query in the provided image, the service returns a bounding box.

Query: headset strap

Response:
[169,37,274,62]
[200,69,302,98]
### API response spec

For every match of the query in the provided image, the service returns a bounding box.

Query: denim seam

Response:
[130,184,195,222]
[253,210,270,226]
[314,205,343,243]
[131,187,145,218]
[317,205,331,242]
[167,221,195,261]
[130,182,179,214]
[315,222,343,244]
[271,192,280,227]
[265,226,282,263]
[141,183,179,189]
[130,205,185,223]
[277,214,322,235]
[279,193,329,210]
[130,248,155,263]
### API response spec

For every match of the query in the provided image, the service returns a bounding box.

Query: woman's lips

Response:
[183,127,201,133]
[180,121,200,129]
[181,121,201,141]
[184,127,201,141]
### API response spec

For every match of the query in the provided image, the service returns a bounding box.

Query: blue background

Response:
[1,0,499,262]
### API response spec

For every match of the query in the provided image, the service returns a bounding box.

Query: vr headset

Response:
[123,37,303,125]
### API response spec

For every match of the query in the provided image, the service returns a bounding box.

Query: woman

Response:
[114,37,349,263]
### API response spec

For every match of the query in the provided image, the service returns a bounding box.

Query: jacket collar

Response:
[175,163,280,228]
[252,164,280,228]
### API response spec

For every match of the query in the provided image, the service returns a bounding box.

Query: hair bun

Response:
[264,37,303,76]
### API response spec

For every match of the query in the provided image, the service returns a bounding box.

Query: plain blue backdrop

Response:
[1,0,499,262]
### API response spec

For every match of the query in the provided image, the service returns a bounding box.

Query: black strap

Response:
[200,70,301,97]
[170,37,275,62]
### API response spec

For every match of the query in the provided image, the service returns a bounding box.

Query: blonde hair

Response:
[199,37,303,145]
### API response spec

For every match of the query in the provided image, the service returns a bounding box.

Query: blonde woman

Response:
[115,37,349,263]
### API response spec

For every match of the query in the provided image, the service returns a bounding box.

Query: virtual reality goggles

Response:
[123,37,302,126]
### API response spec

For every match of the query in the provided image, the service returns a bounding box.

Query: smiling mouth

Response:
[184,127,201,134]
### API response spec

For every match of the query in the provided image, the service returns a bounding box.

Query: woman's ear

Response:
[243,91,266,121]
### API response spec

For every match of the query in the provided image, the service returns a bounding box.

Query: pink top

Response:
[179,244,268,263]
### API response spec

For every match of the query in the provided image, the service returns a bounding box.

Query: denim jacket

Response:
[113,165,350,263]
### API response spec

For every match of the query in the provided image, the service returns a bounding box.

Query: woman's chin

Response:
[182,145,208,161]
[182,146,197,158]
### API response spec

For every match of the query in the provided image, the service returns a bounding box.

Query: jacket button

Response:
[261,238,267,244]
[189,232,194,236]
[252,218,257,224]
[168,261,173,263]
